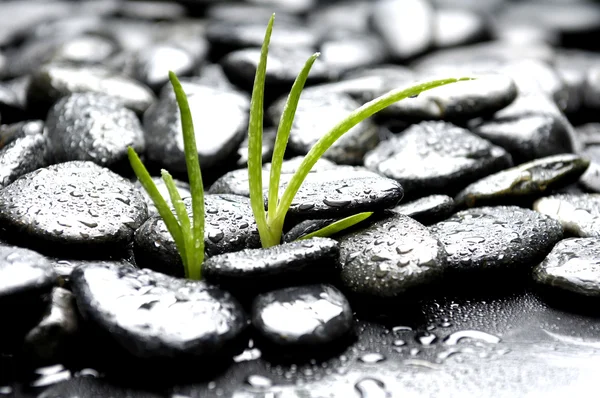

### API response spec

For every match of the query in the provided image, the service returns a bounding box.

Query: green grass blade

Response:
[297,212,373,240]
[127,147,187,270]
[268,52,320,223]
[169,71,205,280]
[276,77,473,222]
[161,169,193,278]
[248,14,276,247]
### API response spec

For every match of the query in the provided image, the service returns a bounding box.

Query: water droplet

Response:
[31,364,71,388]
[323,198,351,208]
[208,230,224,243]
[359,353,386,364]
[354,377,389,398]
[444,330,501,345]
[392,325,412,333]
[245,374,272,389]
[393,339,406,347]
[416,331,437,346]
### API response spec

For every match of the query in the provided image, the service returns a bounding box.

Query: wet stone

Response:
[0,243,57,351]
[117,0,186,20]
[251,284,353,348]
[27,63,156,116]
[24,287,79,364]
[0,120,49,189]
[144,82,249,172]
[245,0,315,14]
[583,66,600,113]
[455,154,590,208]
[207,3,301,25]
[533,238,600,297]
[208,157,337,197]
[47,258,136,282]
[45,93,145,170]
[190,64,237,91]
[534,194,600,238]
[283,219,336,243]
[364,121,513,199]
[390,195,455,225]
[70,262,248,359]
[222,46,329,93]
[469,94,578,165]
[580,146,600,192]
[0,161,148,255]
[372,0,435,60]
[379,74,517,122]
[554,50,600,114]
[134,195,260,277]
[268,91,379,165]
[576,123,600,147]
[236,127,277,168]
[430,206,564,273]
[338,213,447,297]
[203,237,339,292]
[433,8,490,48]
[0,83,25,123]
[319,33,389,77]
[133,177,191,217]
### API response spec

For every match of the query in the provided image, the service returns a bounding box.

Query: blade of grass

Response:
[267,52,320,223]
[275,77,473,222]
[169,71,205,279]
[128,147,188,270]
[296,212,373,240]
[161,169,193,278]
[248,14,276,248]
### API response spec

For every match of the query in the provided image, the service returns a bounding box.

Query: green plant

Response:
[129,14,471,280]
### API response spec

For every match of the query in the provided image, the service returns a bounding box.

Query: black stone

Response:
[372,0,435,60]
[27,63,156,117]
[0,120,49,189]
[533,237,600,297]
[319,32,389,77]
[245,0,315,14]
[268,90,379,165]
[190,64,237,91]
[433,8,491,48]
[45,93,145,170]
[222,46,329,93]
[207,3,301,25]
[24,287,79,364]
[555,50,600,114]
[143,82,249,172]
[203,237,339,292]
[251,284,353,348]
[338,213,446,297]
[70,262,248,359]
[455,154,590,208]
[47,258,136,282]
[283,219,336,243]
[0,161,148,256]
[364,121,513,199]
[133,176,191,217]
[134,195,260,277]
[580,145,600,192]
[379,73,517,122]
[390,195,455,225]
[236,127,277,168]
[0,243,57,352]
[534,193,600,238]
[117,0,186,20]
[430,206,564,273]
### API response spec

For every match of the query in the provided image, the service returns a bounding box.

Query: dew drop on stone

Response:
[393,339,406,347]
[355,377,389,398]
[416,332,438,346]
[30,364,71,388]
[444,330,501,345]
[359,353,386,364]
[245,374,273,389]
[392,325,412,333]
[208,230,225,243]
[323,198,351,208]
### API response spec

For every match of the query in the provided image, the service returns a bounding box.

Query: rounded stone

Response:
[0,161,148,254]
[338,213,447,297]
[430,206,564,273]
[533,237,600,297]
[534,194,600,238]
[251,284,353,347]
[390,195,455,225]
[70,262,248,359]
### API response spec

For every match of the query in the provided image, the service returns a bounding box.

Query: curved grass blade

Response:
[128,147,187,270]
[275,77,473,222]
[248,14,276,248]
[169,71,205,279]
[267,52,320,223]
[296,212,373,240]
[161,169,193,278]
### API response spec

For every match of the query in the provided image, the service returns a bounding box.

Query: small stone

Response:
[455,154,590,208]
[0,120,49,189]
[283,219,336,243]
[27,63,156,116]
[143,82,249,172]
[203,237,339,291]
[236,127,277,168]
[47,258,136,281]
[319,33,389,77]
[0,161,148,255]
[534,194,600,238]
[45,93,145,170]
[190,64,237,91]
[251,284,353,347]
[555,50,600,114]
[0,243,57,351]
[117,0,186,20]
[268,90,379,165]
[134,195,260,277]
[364,121,513,199]
[133,177,191,217]
[372,0,435,60]
[24,287,79,364]
[70,262,248,359]
[433,8,490,48]
[430,206,563,273]
[390,195,455,225]
[533,238,600,297]
[339,213,446,297]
